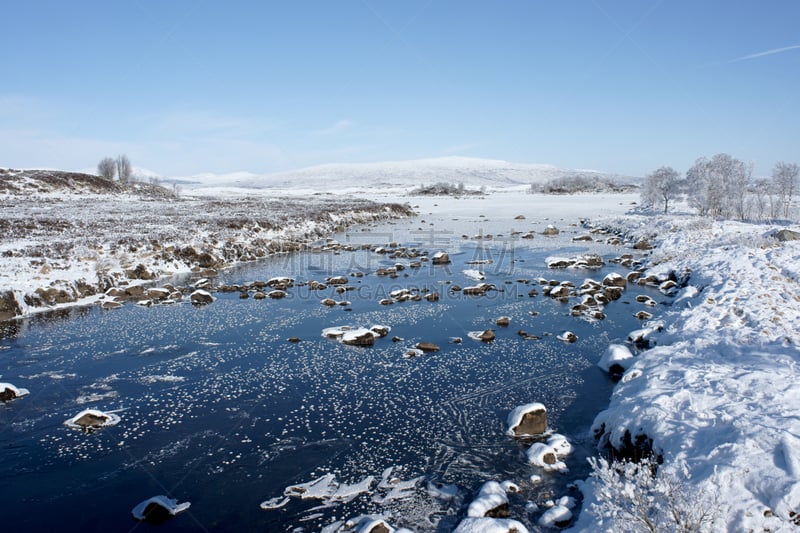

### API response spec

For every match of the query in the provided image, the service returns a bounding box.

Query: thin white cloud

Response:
[310,119,354,137]
[727,44,800,64]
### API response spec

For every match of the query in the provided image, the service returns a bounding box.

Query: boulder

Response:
[64,408,121,431]
[125,285,147,299]
[416,342,440,353]
[370,325,391,337]
[604,286,624,301]
[454,518,531,533]
[507,403,548,436]
[542,225,559,236]
[496,316,510,326]
[0,289,21,320]
[126,263,156,280]
[101,300,123,310]
[432,252,451,265]
[466,481,510,519]
[633,239,653,250]
[467,329,495,342]
[268,290,287,299]
[147,288,171,300]
[190,290,214,305]
[557,331,578,343]
[341,329,375,347]
[0,382,29,402]
[774,229,800,242]
[602,272,627,288]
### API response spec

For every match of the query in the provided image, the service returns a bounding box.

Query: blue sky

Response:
[1,1,798,177]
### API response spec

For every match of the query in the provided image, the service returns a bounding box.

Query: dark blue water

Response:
[0,217,665,532]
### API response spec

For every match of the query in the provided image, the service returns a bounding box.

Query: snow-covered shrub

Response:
[587,455,718,533]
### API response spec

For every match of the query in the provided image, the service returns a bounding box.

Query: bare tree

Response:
[97,157,116,180]
[642,166,680,213]
[773,161,799,219]
[116,154,132,184]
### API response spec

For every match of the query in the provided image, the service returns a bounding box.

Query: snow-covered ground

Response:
[572,211,800,532]
[0,170,414,318]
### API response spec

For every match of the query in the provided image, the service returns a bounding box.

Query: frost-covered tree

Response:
[588,455,718,533]
[97,157,116,180]
[641,166,680,213]
[116,154,132,184]
[686,153,751,220]
[773,161,799,219]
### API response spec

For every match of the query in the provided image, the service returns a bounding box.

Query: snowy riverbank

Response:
[0,170,414,319]
[573,213,800,531]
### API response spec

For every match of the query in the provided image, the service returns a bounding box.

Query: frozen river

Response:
[0,193,664,531]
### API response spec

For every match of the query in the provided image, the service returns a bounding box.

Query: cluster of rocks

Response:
[457,403,576,530]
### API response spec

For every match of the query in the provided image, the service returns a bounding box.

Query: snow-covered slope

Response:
[572,214,800,532]
[178,156,633,192]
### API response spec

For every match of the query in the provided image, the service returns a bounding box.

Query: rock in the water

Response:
[602,272,627,288]
[64,408,121,431]
[190,289,214,305]
[557,331,578,343]
[416,342,440,353]
[341,328,376,346]
[542,225,559,236]
[432,251,451,265]
[0,382,30,402]
[467,329,495,342]
[507,403,547,436]
[466,481,510,518]
[101,300,123,310]
[495,316,510,327]
[370,325,391,337]
[425,292,440,302]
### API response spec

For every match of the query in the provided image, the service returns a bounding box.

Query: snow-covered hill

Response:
[177,156,635,192]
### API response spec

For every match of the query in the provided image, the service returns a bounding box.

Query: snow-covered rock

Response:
[64,408,121,431]
[506,403,547,436]
[466,481,509,518]
[190,289,214,305]
[454,517,530,532]
[597,344,635,375]
[0,382,30,401]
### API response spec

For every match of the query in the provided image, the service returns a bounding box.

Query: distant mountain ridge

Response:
[178,156,637,191]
